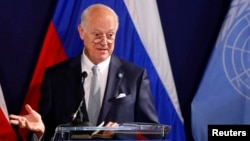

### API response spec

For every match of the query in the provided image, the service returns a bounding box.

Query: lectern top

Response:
[53,122,171,140]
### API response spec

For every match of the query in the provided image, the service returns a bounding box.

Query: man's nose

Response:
[100,35,108,45]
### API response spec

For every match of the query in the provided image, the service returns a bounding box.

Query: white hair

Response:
[80,4,119,31]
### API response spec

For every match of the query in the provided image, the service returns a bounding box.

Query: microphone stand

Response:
[71,71,93,126]
[71,99,93,126]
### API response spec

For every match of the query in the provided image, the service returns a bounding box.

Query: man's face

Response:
[78,11,118,65]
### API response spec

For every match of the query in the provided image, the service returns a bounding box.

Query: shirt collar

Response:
[81,52,111,73]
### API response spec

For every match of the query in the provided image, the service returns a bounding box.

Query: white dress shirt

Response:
[81,52,110,110]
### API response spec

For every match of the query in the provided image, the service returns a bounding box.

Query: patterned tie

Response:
[88,65,101,125]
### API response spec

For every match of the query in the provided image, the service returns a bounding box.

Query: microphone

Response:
[82,71,88,83]
[71,71,93,126]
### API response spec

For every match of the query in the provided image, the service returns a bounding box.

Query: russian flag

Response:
[19,0,186,141]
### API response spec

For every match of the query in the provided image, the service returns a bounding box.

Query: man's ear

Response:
[77,25,85,40]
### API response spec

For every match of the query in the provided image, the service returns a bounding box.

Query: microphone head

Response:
[82,71,88,78]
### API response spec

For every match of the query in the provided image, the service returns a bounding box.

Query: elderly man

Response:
[10,3,159,141]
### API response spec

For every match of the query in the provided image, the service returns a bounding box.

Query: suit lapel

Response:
[67,55,83,99]
[98,55,123,123]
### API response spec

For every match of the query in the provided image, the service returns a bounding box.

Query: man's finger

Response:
[25,104,34,114]
[9,114,20,119]
[9,120,19,125]
[105,122,119,127]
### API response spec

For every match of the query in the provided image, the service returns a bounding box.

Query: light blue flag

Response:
[191,0,250,141]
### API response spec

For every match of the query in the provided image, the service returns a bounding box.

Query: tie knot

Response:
[92,66,99,75]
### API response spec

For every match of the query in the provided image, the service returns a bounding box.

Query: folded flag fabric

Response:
[192,0,250,140]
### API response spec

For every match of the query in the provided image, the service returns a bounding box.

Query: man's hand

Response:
[102,121,119,135]
[9,104,45,138]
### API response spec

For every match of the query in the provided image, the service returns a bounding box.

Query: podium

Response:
[52,123,171,141]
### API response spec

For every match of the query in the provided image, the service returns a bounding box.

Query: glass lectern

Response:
[52,122,171,141]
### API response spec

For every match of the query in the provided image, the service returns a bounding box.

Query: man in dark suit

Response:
[10,3,159,141]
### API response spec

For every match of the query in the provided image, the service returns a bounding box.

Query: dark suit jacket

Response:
[38,54,159,140]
